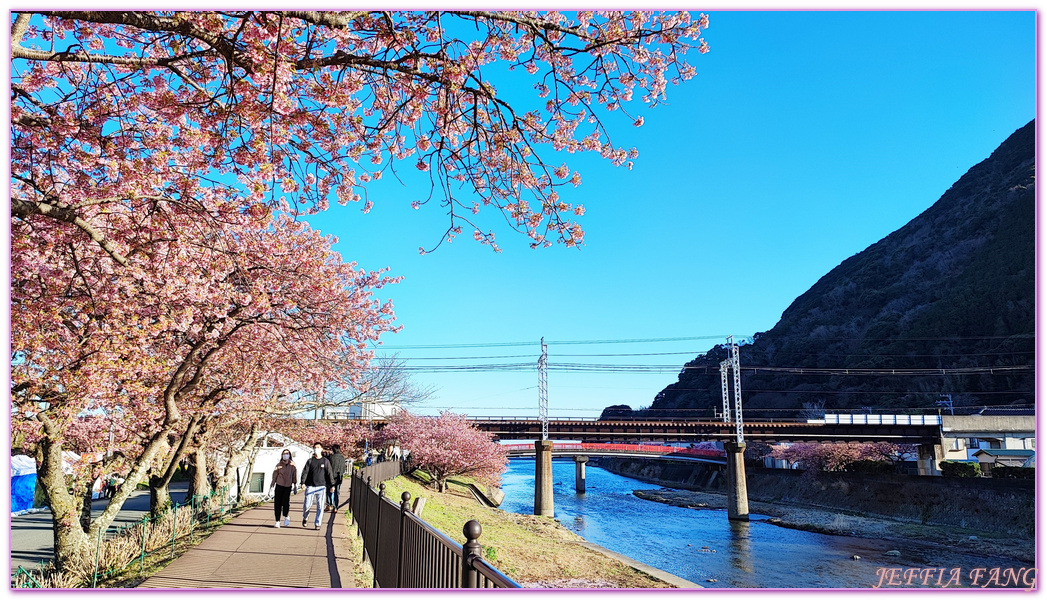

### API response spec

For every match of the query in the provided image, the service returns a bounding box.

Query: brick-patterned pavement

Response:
[139,500,356,588]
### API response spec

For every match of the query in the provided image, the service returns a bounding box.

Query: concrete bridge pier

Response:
[574,456,589,493]
[917,443,944,476]
[534,440,554,516]
[723,441,749,522]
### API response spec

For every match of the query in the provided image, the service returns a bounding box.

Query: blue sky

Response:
[306,10,1036,419]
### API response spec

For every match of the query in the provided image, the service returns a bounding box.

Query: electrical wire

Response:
[377,333,1033,351]
[385,362,1034,375]
[663,388,1032,395]
[377,335,734,350]
[386,351,706,360]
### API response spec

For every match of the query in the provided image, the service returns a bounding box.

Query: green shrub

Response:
[991,466,1034,479]
[939,460,981,477]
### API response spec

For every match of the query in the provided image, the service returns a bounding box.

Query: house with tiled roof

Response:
[971,449,1035,475]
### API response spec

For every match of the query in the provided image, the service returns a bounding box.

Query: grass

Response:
[378,474,674,588]
[340,509,374,589]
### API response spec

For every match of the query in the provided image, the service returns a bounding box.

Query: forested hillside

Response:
[628,120,1035,419]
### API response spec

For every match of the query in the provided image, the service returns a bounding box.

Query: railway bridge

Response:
[468,415,945,521]
[500,442,727,495]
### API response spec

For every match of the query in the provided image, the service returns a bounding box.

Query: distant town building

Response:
[325,399,402,420]
[939,415,1035,463]
[971,449,1035,475]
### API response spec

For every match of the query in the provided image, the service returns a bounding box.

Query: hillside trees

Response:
[643,122,1034,419]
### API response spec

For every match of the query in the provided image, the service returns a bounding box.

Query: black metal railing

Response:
[349,463,519,589]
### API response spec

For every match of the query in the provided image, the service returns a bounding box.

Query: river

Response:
[497,458,1034,589]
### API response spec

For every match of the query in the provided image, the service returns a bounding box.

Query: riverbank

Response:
[633,487,1034,564]
[379,474,686,588]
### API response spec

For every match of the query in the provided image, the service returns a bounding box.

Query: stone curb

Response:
[577,541,703,589]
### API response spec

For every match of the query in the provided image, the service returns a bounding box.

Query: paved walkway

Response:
[138,500,357,589]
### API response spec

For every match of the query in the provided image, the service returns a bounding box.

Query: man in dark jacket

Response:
[326,445,347,511]
[300,442,334,529]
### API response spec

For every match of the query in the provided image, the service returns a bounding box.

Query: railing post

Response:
[170,506,177,559]
[139,517,146,573]
[374,482,385,588]
[461,520,482,588]
[92,525,102,588]
[397,491,411,588]
[362,476,372,561]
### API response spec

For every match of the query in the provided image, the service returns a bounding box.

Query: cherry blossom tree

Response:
[769,442,913,473]
[9,9,711,570]
[10,210,398,567]
[272,418,374,457]
[11,10,709,255]
[380,411,508,492]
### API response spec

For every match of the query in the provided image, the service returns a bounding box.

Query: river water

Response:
[498,458,1034,589]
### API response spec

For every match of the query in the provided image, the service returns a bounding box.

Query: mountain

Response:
[630,120,1035,419]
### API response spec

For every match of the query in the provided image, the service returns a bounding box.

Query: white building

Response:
[324,399,402,421]
[939,414,1036,462]
[234,433,312,500]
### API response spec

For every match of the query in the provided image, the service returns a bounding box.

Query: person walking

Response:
[327,445,347,511]
[270,449,297,528]
[300,442,334,530]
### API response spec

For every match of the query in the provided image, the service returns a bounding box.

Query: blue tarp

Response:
[11,473,36,513]
[11,454,38,513]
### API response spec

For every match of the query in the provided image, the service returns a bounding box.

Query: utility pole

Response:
[534,337,554,516]
[938,394,954,416]
[538,337,549,441]
[719,335,744,443]
[731,338,743,445]
[719,335,749,521]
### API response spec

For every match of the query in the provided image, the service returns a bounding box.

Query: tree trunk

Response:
[149,473,172,518]
[187,448,210,503]
[215,424,265,505]
[79,484,93,533]
[35,434,91,570]
[149,416,204,516]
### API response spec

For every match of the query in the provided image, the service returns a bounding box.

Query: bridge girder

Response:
[471,419,941,445]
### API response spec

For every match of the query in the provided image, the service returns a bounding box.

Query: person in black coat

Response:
[326,445,347,511]
[299,442,334,529]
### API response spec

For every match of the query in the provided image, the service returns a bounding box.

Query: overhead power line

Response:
[377,334,734,350]
[377,333,1033,351]
[388,351,707,360]
[727,365,1034,376]
[384,362,1033,376]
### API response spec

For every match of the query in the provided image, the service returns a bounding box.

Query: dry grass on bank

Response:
[379,475,673,589]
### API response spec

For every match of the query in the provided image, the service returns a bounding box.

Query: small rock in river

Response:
[968,535,978,540]
[850,555,861,561]
[706,579,717,583]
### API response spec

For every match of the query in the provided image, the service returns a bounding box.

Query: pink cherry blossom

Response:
[380,411,507,491]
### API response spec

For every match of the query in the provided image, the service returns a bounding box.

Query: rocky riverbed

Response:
[633,488,1034,564]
